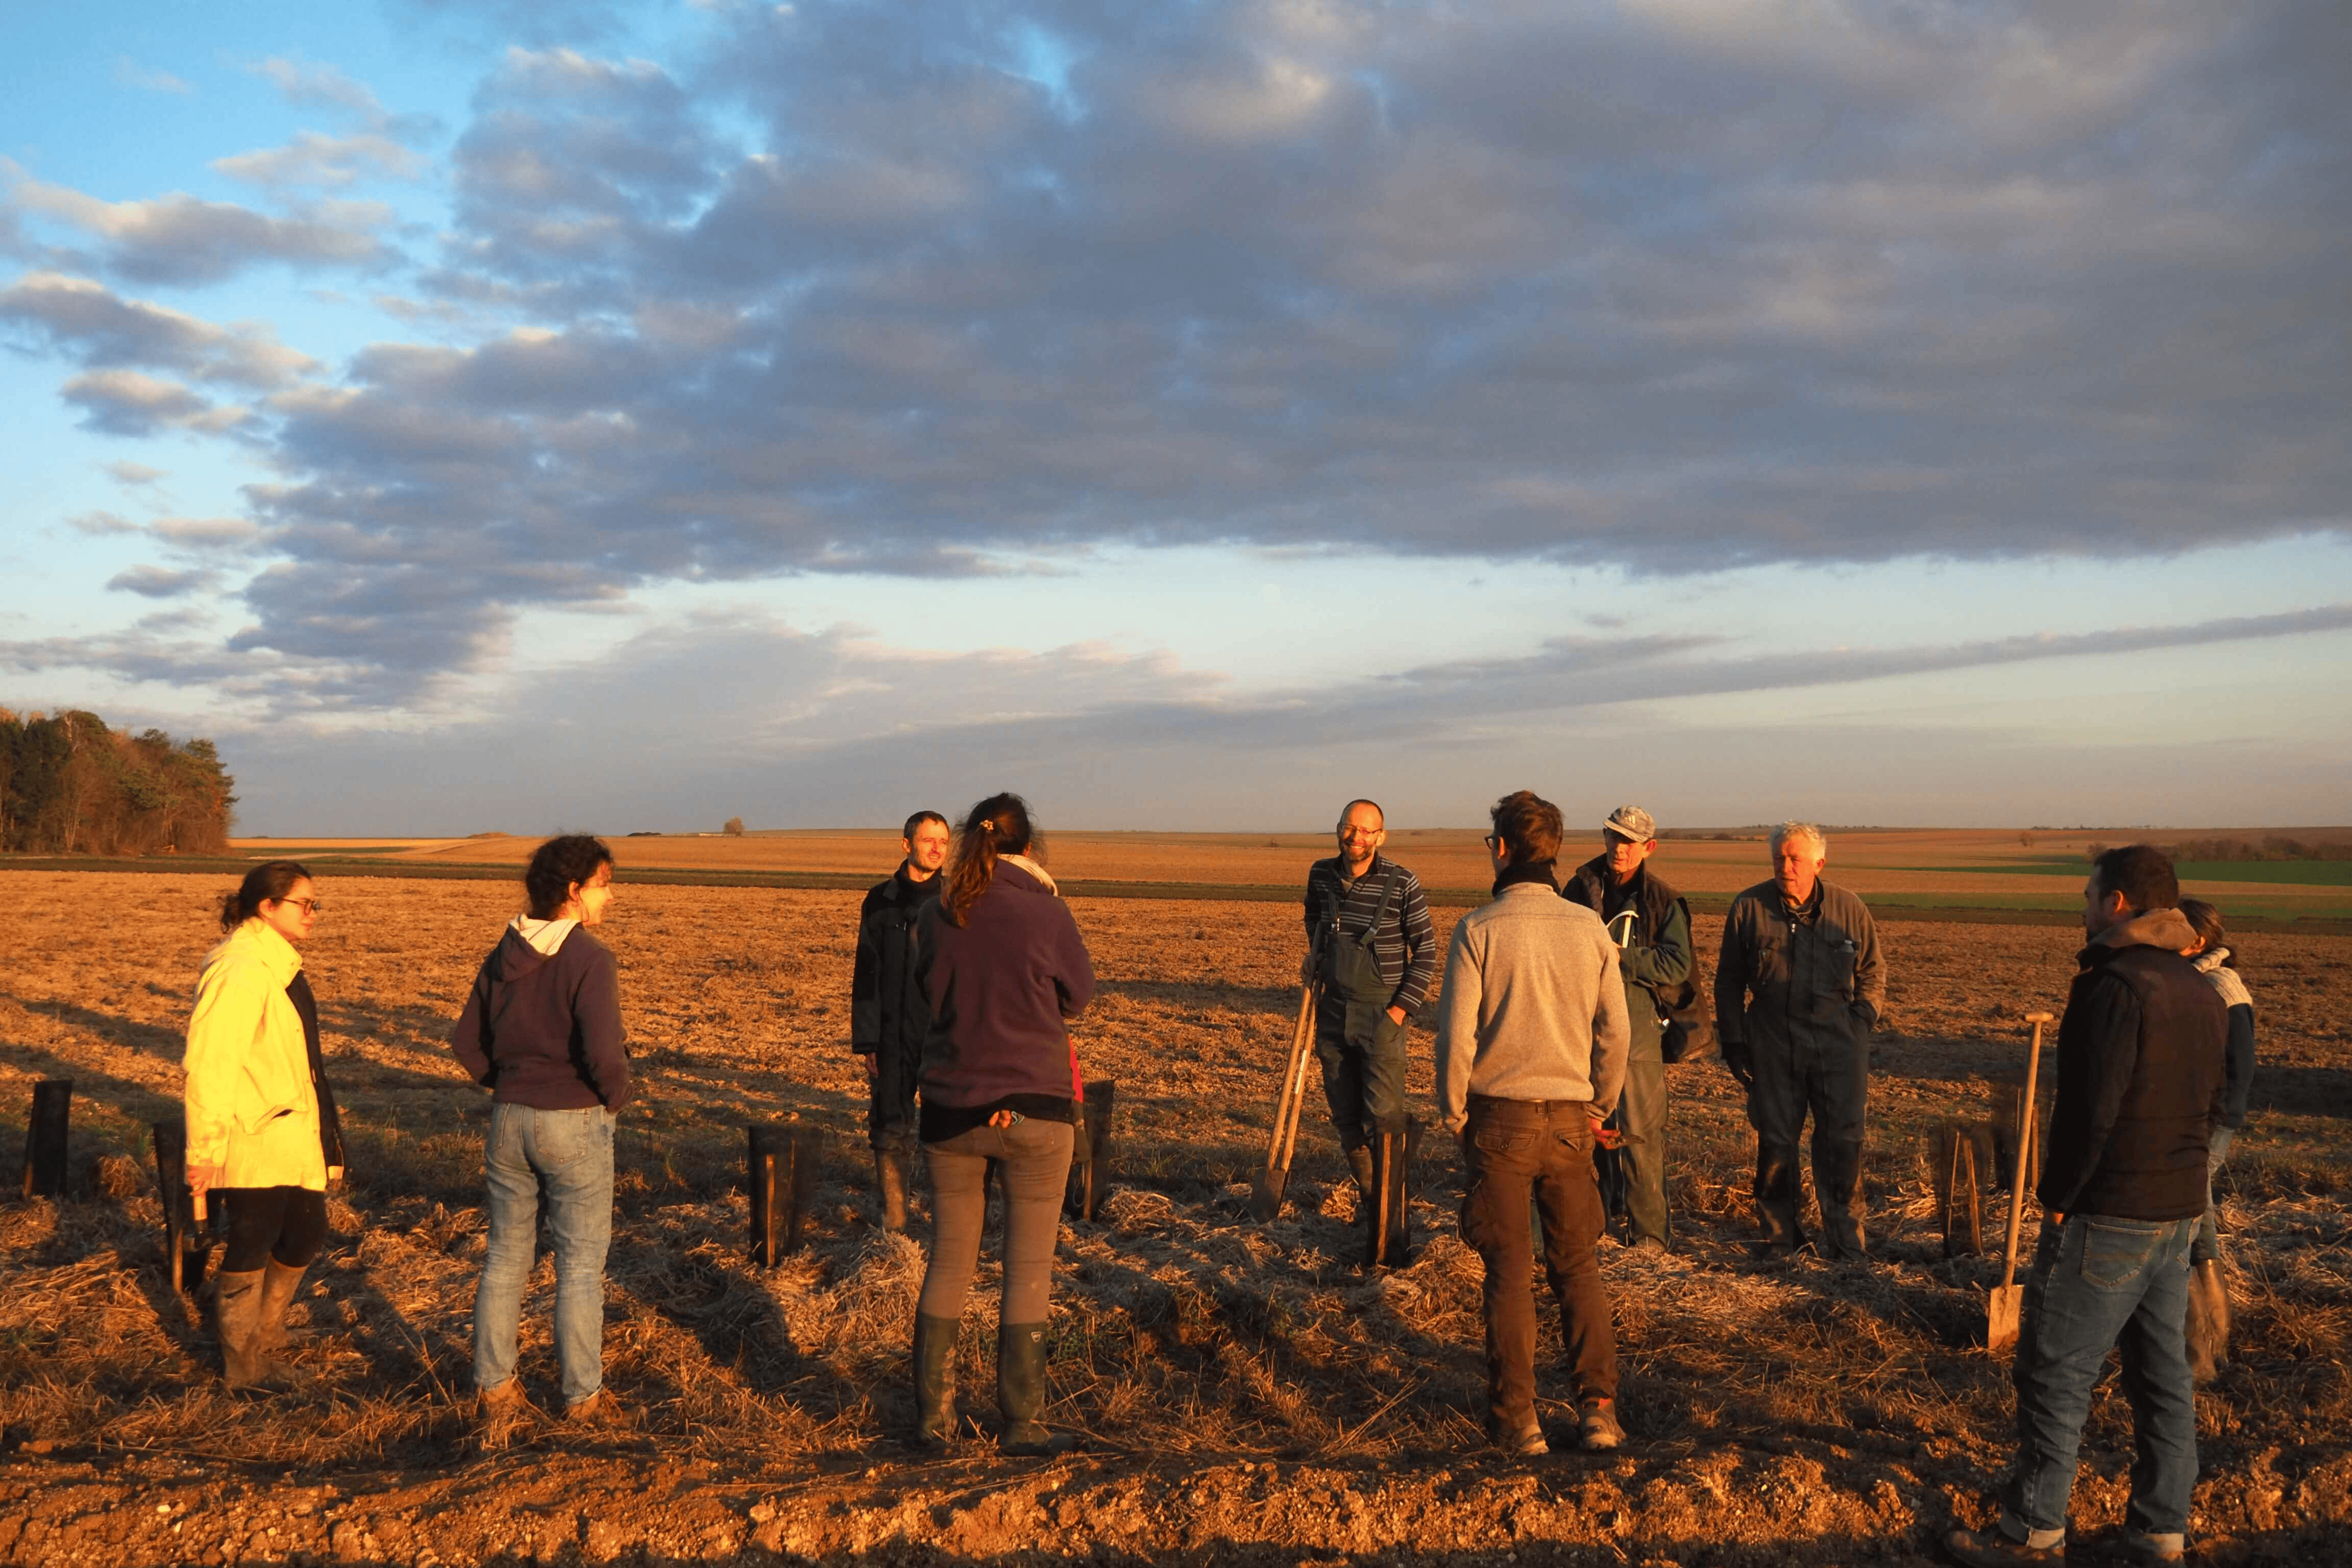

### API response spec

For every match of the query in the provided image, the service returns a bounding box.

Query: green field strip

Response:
[7,856,2348,932]
[1912,860,2352,886]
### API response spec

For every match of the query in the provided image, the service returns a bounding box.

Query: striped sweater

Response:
[1302,854,1440,1015]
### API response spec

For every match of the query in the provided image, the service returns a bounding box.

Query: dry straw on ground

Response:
[1,871,2348,1564]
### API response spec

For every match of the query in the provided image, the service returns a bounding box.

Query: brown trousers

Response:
[1459,1095,1618,1431]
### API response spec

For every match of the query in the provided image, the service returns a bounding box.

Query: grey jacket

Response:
[1434,882,1632,1132]
[1713,877,1884,1060]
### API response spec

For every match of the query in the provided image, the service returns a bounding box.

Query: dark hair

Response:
[2091,843,2178,915]
[220,860,313,932]
[902,810,948,841]
[941,793,1037,927]
[1338,798,1384,829]
[525,834,615,920]
[1489,790,1563,867]
[2178,898,2238,968]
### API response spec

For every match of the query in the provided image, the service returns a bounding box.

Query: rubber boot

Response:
[911,1313,960,1448]
[1345,1144,1376,1201]
[255,1258,311,1357]
[996,1324,1076,1457]
[213,1269,276,1390]
[875,1148,909,1234]
[1817,1140,1869,1262]
[2186,1259,2231,1384]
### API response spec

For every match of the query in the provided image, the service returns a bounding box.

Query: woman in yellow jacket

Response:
[185,861,345,1388]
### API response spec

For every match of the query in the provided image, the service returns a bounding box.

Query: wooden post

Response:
[20,1080,72,1199]
[747,1124,805,1267]
[1065,1078,1117,1221]
[1363,1118,1418,1267]
[1941,1131,1982,1258]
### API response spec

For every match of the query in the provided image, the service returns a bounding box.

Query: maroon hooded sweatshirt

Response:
[450,926,632,1111]
[916,860,1094,1140]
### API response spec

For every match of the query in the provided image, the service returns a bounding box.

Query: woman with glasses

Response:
[185,860,345,1389]
[909,793,1095,1455]
[452,834,630,1426]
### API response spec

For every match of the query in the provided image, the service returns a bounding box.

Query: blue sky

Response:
[3,0,2347,835]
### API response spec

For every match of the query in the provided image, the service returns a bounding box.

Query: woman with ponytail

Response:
[184,860,345,1389]
[2179,897,2256,1383]
[909,793,1095,1455]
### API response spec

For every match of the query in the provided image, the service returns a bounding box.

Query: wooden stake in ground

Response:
[1250,943,1323,1222]
[1988,1011,2054,1352]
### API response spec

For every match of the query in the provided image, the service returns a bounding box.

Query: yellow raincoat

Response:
[184,919,327,1191]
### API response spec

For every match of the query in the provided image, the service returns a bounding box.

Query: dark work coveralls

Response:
[852,862,939,1154]
[1714,877,1884,1257]
[1561,855,1693,1247]
[1303,854,1437,1154]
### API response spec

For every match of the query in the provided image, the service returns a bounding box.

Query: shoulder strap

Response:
[1364,865,1403,935]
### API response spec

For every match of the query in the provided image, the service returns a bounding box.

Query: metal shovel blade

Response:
[1987,1284,2022,1352]
[1248,1165,1288,1222]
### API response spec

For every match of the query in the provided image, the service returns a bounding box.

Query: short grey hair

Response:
[1770,820,1827,857]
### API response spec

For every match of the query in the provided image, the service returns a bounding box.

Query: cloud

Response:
[59,370,248,436]
[105,460,167,485]
[65,508,140,535]
[250,57,441,143]
[106,565,219,598]
[0,272,316,386]
[6,170,391,284]
[113,59,191,95]
[213,132,427,189]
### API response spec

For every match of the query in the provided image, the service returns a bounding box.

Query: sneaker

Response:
[476,1380,531,1418]
[1577,1399,1624,1452]
[561,1390,631,1429]
[1942,1526,2063,1565]
[1494,1423,1548,1457]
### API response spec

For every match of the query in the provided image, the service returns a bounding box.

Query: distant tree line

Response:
[0,708,235,855]
[2088,836,2352,864]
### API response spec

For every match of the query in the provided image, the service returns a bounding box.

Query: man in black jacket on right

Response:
[851,810,950,1231]
[1945,845,2227,1568]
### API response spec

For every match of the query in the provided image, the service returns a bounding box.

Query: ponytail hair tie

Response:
[979,819,995,831]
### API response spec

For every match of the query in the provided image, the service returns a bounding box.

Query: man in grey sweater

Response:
[1436,790,1632,1456]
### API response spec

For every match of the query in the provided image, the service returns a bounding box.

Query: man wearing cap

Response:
[1715,821,1885,1261]
[1559,806,1694,1254]
[1303,798,1440,1199]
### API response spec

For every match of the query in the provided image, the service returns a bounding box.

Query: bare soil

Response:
[3,870,2348,1565]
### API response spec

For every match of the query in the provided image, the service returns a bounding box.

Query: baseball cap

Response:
[1603,805,1657,843]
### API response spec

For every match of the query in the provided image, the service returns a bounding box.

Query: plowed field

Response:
[2,869,2348,1565]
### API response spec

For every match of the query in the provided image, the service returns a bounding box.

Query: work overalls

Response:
[1314,867,1409,1155]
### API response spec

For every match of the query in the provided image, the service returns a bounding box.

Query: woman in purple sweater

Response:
[909,793,1095,1455]
[450,834,631,1427]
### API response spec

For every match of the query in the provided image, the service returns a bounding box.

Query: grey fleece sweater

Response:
[1434,882,1632,1131]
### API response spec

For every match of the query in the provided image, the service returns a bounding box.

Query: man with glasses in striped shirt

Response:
[1303,798,1439,1201]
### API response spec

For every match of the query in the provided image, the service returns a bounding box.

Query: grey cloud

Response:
[1,273,316,386]
[60,370,248,436]
[251,58,442,143]
[106,565,218,599]
[214,132,427,189]
[66,509,140,535]
[106,460,167,485]
[33,2,2352,683]
[8,173,392,285]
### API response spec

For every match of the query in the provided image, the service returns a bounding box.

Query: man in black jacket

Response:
[1560,804,1693,1253]
[851,810,949,1231]
[1945,845,2227,1568]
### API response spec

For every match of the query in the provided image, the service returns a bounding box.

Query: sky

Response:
[3,0,2347,836]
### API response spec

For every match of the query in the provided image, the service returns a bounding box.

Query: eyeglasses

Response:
[274,898,322,915]
[1482,834,1501,848]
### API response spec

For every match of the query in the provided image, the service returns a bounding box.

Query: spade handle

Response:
[1999,1012,2054,1289]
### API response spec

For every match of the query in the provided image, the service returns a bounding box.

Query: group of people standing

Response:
[179,797,2260,1560]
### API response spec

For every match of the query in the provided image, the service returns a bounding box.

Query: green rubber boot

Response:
[911,1313,960,1448]
[997,1323,1076,1457]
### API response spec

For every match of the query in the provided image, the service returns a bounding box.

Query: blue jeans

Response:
[473,1103,616,1408]
[2002,1213,2199,1542]
[2191,1126,2235,1264]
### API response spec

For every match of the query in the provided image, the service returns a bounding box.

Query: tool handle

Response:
[1278,984,1319,1171]
[1264,935,1325,1173]
[1999,1014,2051,1288]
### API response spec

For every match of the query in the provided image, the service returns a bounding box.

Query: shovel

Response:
[1988,1011,2054,1352]
[1250,959,1324,1222]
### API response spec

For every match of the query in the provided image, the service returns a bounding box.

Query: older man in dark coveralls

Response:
[1715,821,1885,1261]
